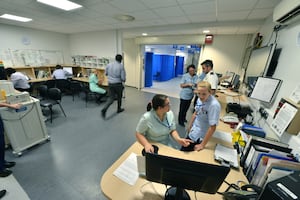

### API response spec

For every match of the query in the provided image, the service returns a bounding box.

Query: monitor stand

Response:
[165,187,190,200]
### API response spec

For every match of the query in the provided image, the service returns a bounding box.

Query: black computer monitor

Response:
[247,76,258,91]
[145,153,230,200]
[231,74,240,90]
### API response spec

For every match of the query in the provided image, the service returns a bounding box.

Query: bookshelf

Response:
[72,55,110,68]
[7,65,107,85]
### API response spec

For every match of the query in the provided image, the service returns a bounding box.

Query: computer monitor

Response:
[231,74,240,90]
[249,77,282,104]
[145,153,230,200]
[247,76,258,90]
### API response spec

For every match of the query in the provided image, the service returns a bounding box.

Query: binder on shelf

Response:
[241,124,265,138]
[240,135,291,168]
[245,150,295,182]
[251,157,300,187]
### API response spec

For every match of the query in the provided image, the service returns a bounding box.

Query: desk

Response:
[100,93,248,199]
[101,140,248,200]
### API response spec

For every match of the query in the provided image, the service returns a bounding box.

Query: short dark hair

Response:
[201,59,213,68]
[115,54,122,63]
[56,65,62,69]
[5,67,16,77]
[146,94,168,111]
[186,64,196,73]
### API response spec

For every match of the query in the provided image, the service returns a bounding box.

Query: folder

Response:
[214,144,239,169]
[240,135,291,168]
[241,124,266,138]
[245,150,295,182]
[251,157,300,187]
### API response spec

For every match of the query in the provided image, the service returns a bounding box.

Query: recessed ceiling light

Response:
[0,14,32,22]
[142,33,148,36]
[114,15,135,22]
[37,0,82,11]
[203,30,210,33]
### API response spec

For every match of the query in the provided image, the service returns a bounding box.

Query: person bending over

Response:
[136,94,193,153]
[5,68,31,92]
[181,81,221,151]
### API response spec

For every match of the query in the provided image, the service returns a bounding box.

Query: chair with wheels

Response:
[39,88,66,123]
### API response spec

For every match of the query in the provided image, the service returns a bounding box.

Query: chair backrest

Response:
[46,80,56,89]
[37,84,48,98]
[48,88,62,101]
[70,81,82,91]
[55,79,71,92]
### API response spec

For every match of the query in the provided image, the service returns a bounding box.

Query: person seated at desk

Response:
[52,65,72,80]
[89,69,107,103]
[135,94,193,153]
[181,81,221,151]
[5,68,31,92]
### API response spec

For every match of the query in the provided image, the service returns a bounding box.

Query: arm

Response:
[135,132,154,153]
[170,130,193,147]
[180,83,194,88]
[0,102,21,109]
[194,125,216,151]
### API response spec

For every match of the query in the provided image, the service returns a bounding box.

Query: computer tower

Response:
[0,98,50,156]
[258,171,300,200]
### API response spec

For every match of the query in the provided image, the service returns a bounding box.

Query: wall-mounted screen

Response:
[249,77,282,104]
[245,44,276,82]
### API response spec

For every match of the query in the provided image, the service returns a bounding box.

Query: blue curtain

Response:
[144,52,153,87]
[175,56,184,77]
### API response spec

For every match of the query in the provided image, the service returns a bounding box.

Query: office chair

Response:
[70,81,83,101]
[36,84,48,100]
[39,88,66,123]
[55,79,71,94]
[46,80,56,89]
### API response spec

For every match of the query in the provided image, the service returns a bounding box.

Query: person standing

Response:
[181,81,221,151]
[0,102,21,177]
[101,54,126,118]
[178,64,198,126]
[201,59,219,95]
[136,94,192,153]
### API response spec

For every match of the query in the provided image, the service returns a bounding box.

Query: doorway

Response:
[142,44,201,98]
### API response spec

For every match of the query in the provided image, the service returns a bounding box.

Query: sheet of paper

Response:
[271,102,298,137]
[213,130,232,143]
[113,152,139,186]
[289,84,300,104]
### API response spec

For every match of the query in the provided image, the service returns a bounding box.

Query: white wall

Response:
[69,30,119,59]
[251,16,300,155]
[200,34,252,76]
[123,38,139,87]
[0,24,71,64]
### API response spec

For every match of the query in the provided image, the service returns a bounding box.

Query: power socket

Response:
[259,107,268,119]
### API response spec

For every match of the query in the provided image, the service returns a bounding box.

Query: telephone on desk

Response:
[222,113,239,124]
[223,184,262,200]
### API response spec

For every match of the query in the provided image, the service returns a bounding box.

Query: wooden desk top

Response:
[100,93,248,199]
[28,78,52,83]
[100,140,248,200]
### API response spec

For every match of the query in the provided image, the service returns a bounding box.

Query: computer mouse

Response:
[142,145,159,156]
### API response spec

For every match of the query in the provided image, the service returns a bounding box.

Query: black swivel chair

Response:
[70,81,83,101]
[46,79,56,89]
[55,79,71,94]
[39,88,67,123]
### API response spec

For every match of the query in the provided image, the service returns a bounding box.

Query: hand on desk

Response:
[178,138,194,147]
[194,143,205,151]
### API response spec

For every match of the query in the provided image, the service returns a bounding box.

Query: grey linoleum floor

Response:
[5,78,190,200]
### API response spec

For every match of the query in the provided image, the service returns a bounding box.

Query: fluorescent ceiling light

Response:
[142,33,148,36]
[0,14,32,22]
[37,0,82,11]
[203,30,210,33]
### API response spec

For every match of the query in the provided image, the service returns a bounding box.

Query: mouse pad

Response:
[142,145,159,156]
